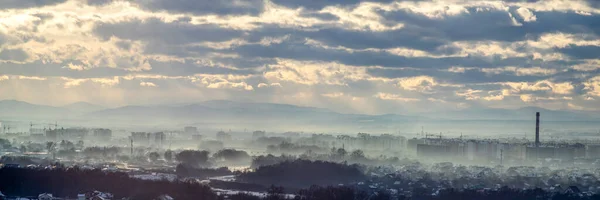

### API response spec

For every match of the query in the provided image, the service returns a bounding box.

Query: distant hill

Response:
[421,106,600,121]
[0,100,71,120]
[62,102,105,113]
[1,99,599,133]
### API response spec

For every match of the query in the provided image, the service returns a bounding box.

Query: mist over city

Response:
[2,0,600,199]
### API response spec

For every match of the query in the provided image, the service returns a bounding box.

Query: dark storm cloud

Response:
[270,0,394,10]
[556,45,600,59]
[84,0,113,6]
[246,24,449,52]
[366,68,549,84]
[223,37,578,69]
[136,0,264,16]
[0,49,29,62]
[239,9,600,54]
[379,8,600,43]
[299,12,340,21]
[0,0,67,9]
[93,18,243,44]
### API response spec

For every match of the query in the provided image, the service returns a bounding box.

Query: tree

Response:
[266,185,285,200]
[0,138,11,149]
[175,150,210,167]
[76,140,84,150]
[330,148,347,160]
[46,142,55,153]
[59,140,74,151]
[350,150,365,160]
[213,149,250,162]
[148,152,160,162]
[164,150,173,162]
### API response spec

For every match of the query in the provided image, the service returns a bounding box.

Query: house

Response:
[38,193,53,200]
[87,191,113,200]
[157,194,174,200]
[564,186,581,194]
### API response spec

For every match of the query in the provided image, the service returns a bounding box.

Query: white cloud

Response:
[257,82,282,88]
[0,0,598,113]
[397,76,437,92]
[322,92,344,98]
[17,76,46,80]
[196,75,254,91]
[503,81,572,95]
[374,92,419,102]
[584,76,600,97]
[140,81,157,87]
[516,7,537,22]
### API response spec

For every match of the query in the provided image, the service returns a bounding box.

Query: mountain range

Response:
[0,99,598,133]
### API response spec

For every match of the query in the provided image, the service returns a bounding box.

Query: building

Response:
[92,129,112,142]
[252,130,266,139]
[131,132,150,145]
[184,126,198,134]
[131,132,166,147]
[192,134,203,141]
[417,144,451,158]
[216,131,231,141]
[407,138,426,152]
[587,145,600,158]
[153,132,166,146]
[46,128,89,141]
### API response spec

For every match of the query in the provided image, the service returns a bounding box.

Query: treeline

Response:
[251,154,296,168]
[0,167,218,200]
[175,164,231,179]
[238,160,366,189]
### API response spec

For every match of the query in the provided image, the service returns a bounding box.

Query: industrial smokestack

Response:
[535,112,540,147]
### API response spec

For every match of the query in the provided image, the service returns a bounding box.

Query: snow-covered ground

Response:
[212,188,295,199]
[131,173,177,181]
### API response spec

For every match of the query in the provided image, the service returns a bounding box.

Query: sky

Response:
[0,0,600,115]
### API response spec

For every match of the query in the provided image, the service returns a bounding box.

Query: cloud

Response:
[140,81,157,87]
[397,76,437,92]
[271,0,394,10]
[503,80,574,95]
[257,82,282,88]
[0,0,67,9]
[194,75,254,91]
[374,92,419,102]
[136,0,265,16]
[556,44,600,59]
[94,18,244,45]
[584,76,600,97]
[515,7,537,22]
[0,48,29,62]
[1,0,600,112]
[17,76,46,80]
[322,92,345,98]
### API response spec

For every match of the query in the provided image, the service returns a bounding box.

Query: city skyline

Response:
[1,0,600,115]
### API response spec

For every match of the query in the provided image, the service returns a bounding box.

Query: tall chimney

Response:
[535,112,540,147]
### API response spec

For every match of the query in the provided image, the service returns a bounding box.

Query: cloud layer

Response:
[1,0,600,114]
